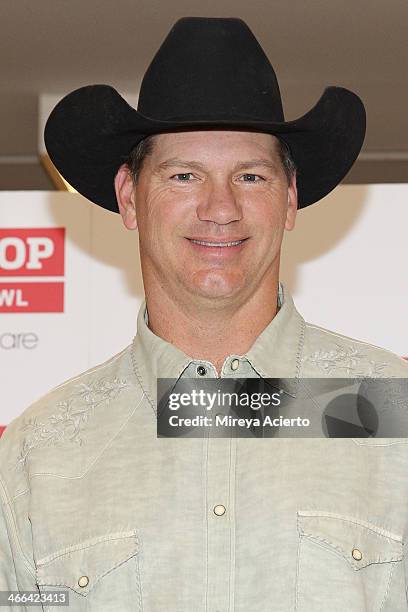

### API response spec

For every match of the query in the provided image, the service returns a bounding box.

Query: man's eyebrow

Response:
[156,158,205,171]
[156,158,279,172]
[232,159,279,172]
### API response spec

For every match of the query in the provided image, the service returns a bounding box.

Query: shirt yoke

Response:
[301,320,408,377]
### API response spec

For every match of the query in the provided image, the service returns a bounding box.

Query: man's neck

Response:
[144,283,280,376]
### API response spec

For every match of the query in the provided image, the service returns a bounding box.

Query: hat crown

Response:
[137,17,284,122]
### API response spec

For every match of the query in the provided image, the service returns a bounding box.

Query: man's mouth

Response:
[187,238,248,247]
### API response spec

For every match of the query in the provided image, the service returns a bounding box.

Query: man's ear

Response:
[285,172,298,231]
[114,164,138,230]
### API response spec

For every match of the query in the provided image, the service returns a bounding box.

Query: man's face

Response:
[116,130,297,306]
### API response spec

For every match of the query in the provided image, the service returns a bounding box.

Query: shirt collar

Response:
[131,282,305,411]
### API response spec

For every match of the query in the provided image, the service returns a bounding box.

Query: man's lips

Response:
[185,237,249,253]
[186,237,249,246]
[187,236,247,242]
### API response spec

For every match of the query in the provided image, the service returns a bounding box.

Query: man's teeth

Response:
[190,239,244,247]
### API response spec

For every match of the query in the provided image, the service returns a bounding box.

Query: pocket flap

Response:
[35,530,139,596]
[297,511,403,570]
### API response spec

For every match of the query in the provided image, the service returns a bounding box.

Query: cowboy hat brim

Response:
[44,84,365,212]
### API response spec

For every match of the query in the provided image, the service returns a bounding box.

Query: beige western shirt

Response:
[1,283,408,611]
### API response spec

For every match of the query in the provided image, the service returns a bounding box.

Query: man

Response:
[1,17,407,612]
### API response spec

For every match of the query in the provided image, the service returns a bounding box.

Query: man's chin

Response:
[185,280,246,304]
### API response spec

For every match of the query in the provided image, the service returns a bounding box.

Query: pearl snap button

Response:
[351,548,363,561]
[213,504,226,516]
[230,359,239,371]
[197,365,207,376]
[78,575,89,587]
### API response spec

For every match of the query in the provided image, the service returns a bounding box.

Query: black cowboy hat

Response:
[44,16,366,212]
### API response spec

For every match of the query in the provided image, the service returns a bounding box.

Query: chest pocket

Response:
[295,511,404,612]
[35,530,142,612]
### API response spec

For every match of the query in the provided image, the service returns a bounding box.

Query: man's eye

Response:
[172,173,194,181]
[240,174,263,182]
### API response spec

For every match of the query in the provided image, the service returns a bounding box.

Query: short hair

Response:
[125,132,297,184]
[277,138,297,185]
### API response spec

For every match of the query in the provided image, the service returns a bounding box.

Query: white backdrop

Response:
[1,185,407,429]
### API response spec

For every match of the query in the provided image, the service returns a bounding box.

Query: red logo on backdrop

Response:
[0,228,65,313]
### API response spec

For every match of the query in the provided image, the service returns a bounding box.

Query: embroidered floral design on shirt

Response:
[303,344,389,377]
[15,377,129,471]
[358,378,408,412]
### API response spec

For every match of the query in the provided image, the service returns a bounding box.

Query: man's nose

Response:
[196,180,242,224]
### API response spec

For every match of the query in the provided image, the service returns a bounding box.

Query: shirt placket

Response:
[190,359,237,612]
[205,434,236,612]
[176,356,264,610]
[200,356,257,612]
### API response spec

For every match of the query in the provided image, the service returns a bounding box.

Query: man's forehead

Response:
[149,130,281,160]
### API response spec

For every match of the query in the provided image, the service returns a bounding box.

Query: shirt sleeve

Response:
[0,478,37,611]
